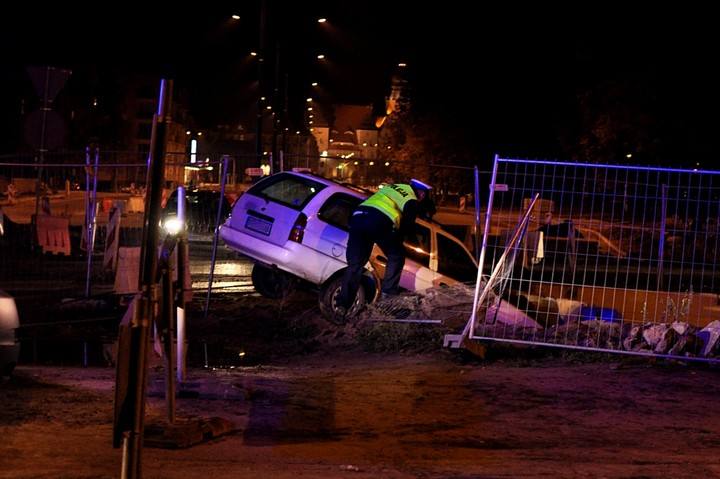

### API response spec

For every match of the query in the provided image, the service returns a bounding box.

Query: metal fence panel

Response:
[0,152,240,305]
[463,156,720,363]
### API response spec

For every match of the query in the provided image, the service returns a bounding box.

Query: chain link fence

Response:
[447,157,720,364]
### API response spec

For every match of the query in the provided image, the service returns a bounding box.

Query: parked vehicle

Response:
[0,289,20,378]
[523,220,627,271]
[161,188,233,243]
[219,171,480,319]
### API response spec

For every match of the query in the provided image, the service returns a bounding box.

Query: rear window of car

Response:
[248,173,328,210]
[317,193,364,230]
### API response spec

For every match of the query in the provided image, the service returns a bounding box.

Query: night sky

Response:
[1,2,717,163]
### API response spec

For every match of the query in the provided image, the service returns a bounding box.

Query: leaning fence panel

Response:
[461,157,720,363]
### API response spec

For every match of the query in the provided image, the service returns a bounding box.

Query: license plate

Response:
[246,215,273,236]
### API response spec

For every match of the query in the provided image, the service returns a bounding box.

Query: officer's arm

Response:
[398,199,419,238]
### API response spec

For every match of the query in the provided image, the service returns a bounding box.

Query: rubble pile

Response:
[360,283,720,361]
[479,308,720,360]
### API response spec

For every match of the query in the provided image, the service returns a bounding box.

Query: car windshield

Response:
[249,173,328,211]
[435,232,479,283]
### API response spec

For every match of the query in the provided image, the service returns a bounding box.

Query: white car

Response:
[219,171,479,319]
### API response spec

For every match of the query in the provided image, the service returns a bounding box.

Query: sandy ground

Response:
[4,294,720,478]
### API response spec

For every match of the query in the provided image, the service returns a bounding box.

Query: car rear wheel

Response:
[251,263,295,299]
[318,274,369,321]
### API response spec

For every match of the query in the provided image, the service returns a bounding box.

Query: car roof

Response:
[268,172,455,228]
[266,171,366,190]
[248,171,371,204]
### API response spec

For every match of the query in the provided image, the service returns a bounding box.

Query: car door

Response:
[370,220,479,292]
[303,191,365,278]
[298,188,363,284]
[369,221,440,292]
[433,227,480,284]
[399,221,441,291]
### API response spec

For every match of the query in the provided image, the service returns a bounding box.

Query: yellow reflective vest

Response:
[360,183,417,228]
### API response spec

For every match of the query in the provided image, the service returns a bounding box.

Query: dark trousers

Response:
[337,208,406,309]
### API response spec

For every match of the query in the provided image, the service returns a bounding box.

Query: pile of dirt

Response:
[183,289,469,367]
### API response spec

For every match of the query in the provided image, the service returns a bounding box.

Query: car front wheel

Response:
[251,263,295,299]
[318,274,369,321]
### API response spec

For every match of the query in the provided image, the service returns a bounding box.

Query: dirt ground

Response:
[3,292,720,479]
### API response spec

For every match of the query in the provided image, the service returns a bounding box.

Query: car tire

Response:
[251,263,294,299]
[318,274,368,321]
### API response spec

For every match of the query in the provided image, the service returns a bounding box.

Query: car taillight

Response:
[288,213,307,243]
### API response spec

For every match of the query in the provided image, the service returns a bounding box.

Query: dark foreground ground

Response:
[3,292,720,479]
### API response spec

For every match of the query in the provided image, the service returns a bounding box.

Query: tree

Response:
[380,106,478,205]
[558,73,662,165]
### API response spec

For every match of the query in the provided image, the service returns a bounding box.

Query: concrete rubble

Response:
[361,283,720,361]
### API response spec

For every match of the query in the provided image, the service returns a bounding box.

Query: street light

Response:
[229,5,333,172]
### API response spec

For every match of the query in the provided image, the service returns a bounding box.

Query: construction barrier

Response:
[100,198,114,213]
[104,206,121,270]
[34,214,71,255]
[114,247,141,295]
[127,196,144,212]
[6,183,16,205]
[114,244,191,301]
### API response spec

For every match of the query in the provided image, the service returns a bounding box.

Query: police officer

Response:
[335,178,432,321]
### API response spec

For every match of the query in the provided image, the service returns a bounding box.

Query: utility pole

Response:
[255,0,266,167]
[272,40,281,173]
[114,79,172,479]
